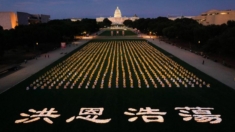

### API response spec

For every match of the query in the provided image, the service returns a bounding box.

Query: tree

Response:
[227,20,235,28]
[123,20,133,27]
[163,26,177,39]
[132,18,151,33]
[0,25,3,31]
[218,27,235,57]
[0,29,4,57]
[103,18,112,27]
[152,17,173,36]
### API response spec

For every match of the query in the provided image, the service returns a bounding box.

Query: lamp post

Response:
[149,31,152,38]
[34,42,39,59]
[198,40,203,55]
[34,42,38,51]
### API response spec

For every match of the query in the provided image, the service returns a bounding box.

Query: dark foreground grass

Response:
[99,29,137,36]
[0,39,235,132]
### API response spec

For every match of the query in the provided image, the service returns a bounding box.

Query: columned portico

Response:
[96,6,139,26]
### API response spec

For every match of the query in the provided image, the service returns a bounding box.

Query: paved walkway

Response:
[145,37,235,89]
[0,39,90,94]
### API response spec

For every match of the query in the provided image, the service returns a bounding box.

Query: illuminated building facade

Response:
[71,18,82,22]
[167,16,193,21]
[193,9,235,25]
[96,7,139,25]
[0,11,50,30]
[0,12,18,30]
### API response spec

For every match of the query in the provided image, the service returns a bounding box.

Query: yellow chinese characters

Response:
[175,106,222,124]
[66,107,111,124]
[15,108,60,124]
[124,107,166,123]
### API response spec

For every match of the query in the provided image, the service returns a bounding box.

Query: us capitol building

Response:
[96,7,139,26]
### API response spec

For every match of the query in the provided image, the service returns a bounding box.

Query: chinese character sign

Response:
[175,107,222,124]
[124,107,166,123]
[14,106,222,125]
[15,108,60,124]
[66,107,111,124]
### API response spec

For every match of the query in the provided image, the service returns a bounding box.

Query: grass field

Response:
[99,29,137,36]
[0,39,235,132]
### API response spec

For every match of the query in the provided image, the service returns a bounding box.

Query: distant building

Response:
[0,12,18,30]
[71,18,82,22]
[193,9,235,25]
[17,12,50,25]
[96,7,139,25]
[167,16,193,21]
[0,11,50,30]
[40,14,50,23]
[16,12,29,25]
[96,17,105,23]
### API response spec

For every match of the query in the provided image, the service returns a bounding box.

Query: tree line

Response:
[0,19,99,57]
[1,17,234,58]
[124,17,235,58]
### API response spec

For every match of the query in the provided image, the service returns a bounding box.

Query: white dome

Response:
[114,7,122,17]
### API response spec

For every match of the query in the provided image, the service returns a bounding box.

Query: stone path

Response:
[0,39,90,94]
[145,37,235,89]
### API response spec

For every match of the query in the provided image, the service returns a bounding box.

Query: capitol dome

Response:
[114,7,122,18]
[96,6,139,26]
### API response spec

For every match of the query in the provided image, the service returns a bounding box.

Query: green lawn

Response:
[99,29,137,36]
[0,39,235,132]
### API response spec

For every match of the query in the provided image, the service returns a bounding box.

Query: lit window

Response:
[220,12,228,15]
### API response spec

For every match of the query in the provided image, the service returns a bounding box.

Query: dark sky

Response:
[0,0,234,19]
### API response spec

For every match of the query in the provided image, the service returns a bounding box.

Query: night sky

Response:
[0,0,235,19]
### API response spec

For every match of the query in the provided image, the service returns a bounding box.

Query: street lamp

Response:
[198,40,203,55]
[34,42,38,51]
[83,31,86,36]
[149,31,152,38]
